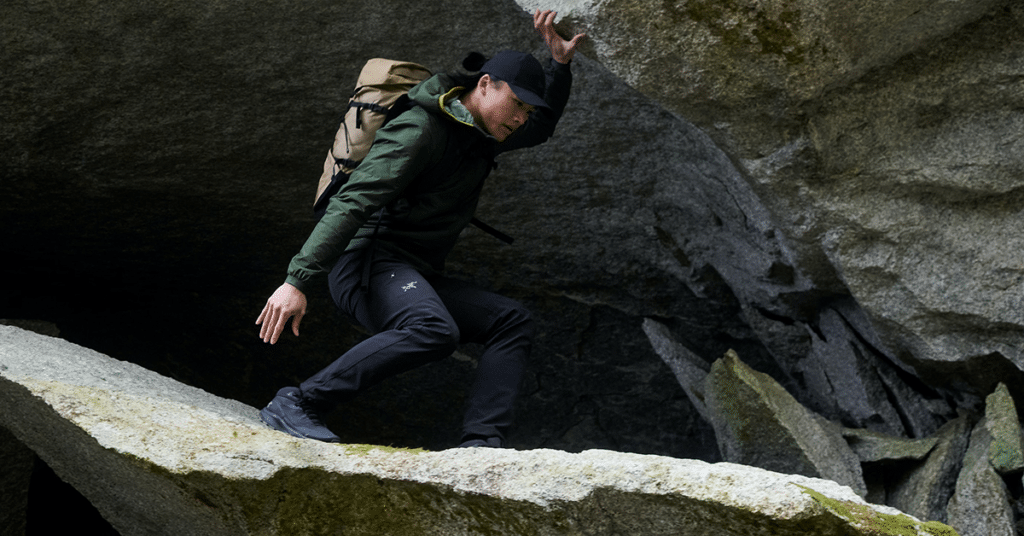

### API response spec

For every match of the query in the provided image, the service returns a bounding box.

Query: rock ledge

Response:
[0,326,952,535]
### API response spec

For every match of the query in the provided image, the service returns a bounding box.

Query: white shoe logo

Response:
[402,281,418,292]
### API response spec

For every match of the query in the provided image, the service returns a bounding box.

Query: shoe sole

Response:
[260,406,340,443]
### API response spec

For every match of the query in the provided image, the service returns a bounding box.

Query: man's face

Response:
[476,77,536,142]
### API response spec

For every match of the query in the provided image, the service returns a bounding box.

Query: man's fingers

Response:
[568,32,586,51]
[257,283,307,344]
[533,9,584,63]
[257,305,269,338]
[261,307,278,343]
[256,299,274,325]
[257,301,283,344]
[271,311,288,345]
[534,9,555,31]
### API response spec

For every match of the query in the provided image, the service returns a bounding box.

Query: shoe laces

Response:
[295,396,327,427]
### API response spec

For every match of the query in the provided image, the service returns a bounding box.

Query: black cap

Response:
[480,50,550,109]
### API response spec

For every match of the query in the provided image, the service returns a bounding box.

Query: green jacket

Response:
[285,59,573,293]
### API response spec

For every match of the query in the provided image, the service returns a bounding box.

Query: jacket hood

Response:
[407,74,480,131]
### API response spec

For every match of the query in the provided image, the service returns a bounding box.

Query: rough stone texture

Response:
[803,12,1024,376]
[946,417,1015,536]
[842,428,938,464]
[2,0,1022,531]
[984,383,1024,474]
[515,0,1024,381]
[887,416,974,526]
[0,0,760,461]
[704,349,866,497]
[791,302,952,438]
[0,426,34,536]
[642,317,712,421]
[521,0,1003,158]
[0,325,956,536]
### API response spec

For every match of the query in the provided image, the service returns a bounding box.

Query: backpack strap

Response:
[360,209,385,290]
[470,217,514,245]
[349,100,390,129]
[316,96,515,246]
[314,95,421,220]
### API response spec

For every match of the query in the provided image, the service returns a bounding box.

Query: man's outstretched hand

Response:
[256,282,307,344]
[535,9,586,65]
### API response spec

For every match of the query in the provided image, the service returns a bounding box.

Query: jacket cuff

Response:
[550,57,572,69]
[284,274,311,295]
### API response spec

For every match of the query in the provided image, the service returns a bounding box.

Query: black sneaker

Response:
[260,387,341,443]
[457,436,504,448]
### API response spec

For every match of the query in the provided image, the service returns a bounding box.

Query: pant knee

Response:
[413,316,460,356]
[503,302,534,339]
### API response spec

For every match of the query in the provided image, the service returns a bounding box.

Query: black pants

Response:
[299,248,533,443]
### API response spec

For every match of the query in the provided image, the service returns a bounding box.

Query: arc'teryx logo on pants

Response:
[402,281,418,292]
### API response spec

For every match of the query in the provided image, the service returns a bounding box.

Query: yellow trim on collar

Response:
[439,86,475,127]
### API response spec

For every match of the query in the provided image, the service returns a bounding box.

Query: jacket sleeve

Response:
[496,58,573,154]
[284,110,441,293]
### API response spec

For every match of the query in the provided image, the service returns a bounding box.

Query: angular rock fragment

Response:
[0,325,955,535]
[984,383,1024,475]
[799,306,908,436]
[946,417,1015,536]
[887,416,973,527]
[842,427,938,463]
[704,349,867,497]
[642,318,711,420]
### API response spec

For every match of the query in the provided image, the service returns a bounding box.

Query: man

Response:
[256,9,585,448]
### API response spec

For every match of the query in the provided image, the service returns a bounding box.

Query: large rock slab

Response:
[802,9,1024,377]
[0,325,957,535]
[523,0,1003,157]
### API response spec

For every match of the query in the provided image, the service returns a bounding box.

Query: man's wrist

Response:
[284,274,309,295]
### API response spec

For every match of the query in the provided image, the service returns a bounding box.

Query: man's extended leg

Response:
[431,277,534,447]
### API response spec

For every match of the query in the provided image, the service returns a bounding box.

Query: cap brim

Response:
[508,83,551,109]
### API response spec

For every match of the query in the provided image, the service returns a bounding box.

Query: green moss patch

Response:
[794,484,959,536]
[342,444,428,456]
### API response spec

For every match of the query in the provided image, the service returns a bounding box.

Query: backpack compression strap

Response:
[470,217,514,244]
[350,100,390,129]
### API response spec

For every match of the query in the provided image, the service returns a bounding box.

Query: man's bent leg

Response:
[299,251,460,407]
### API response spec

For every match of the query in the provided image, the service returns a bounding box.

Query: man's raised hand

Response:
[534,9,586,65]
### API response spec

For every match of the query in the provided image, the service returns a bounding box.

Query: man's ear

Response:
[477,74,493,94]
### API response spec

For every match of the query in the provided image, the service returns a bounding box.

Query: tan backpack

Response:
[313,59,432,216]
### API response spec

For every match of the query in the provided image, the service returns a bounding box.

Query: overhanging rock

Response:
[0,325,956,535]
